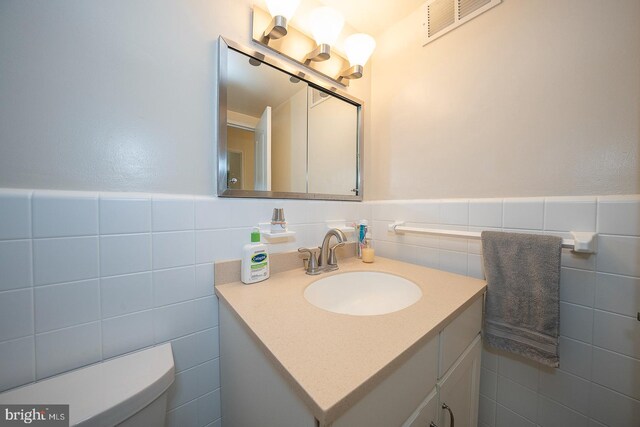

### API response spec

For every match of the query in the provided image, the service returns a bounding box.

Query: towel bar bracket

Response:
[570,231,597,254]
[387,222,597,254]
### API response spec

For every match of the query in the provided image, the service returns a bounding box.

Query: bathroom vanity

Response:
[215,257,485,427]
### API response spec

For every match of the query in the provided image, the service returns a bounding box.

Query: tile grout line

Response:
[192,197,199,314]
[29,190,37,382]
[97,195,103,362]
[150,197,156,346]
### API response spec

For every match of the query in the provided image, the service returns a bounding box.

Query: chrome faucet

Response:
[298,228,347,275]
[318,228,347,271]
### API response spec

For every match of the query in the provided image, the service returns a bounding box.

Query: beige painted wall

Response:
[369,0,640,200]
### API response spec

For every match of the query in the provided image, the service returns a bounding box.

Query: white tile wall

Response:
[152,231,195,270]
[593,310,640,358]
[496,404,535,427]
[597,235,640,277]
[559,268,595,307]
[33,237,99,285]
[479,394,497,426]
[153,266,197,307]
[34,279,100,333]
[595,272,640,317]
[35,321,102,380]
[32,192,99,238]
[0,289,33,341]
[496,375,537,421]
[469,199,503,228]
[0,337,35,391]
[537,395,588,427]
[100,272,153,318]
[591,347,640,400]
[370,195,640,427]
[102,310,154,359]
[558,337,592,380]
[0,240,32,291]
[99,195,151,235]
[538,368,591,415]
[480,367,497,400]
[99,233,152,276]
[543,197,597,232]
[498,353,539,390]
[503,198,544,230]
[439,199,469,225]
[2,190,639,426]
[589,383,640,427]
[0,188,364,427]
[152,197,195,232]
[597,196,640,236]
[559,302,593,343]
[0,190,31,240]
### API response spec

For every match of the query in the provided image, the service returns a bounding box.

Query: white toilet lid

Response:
[0,343,174,426]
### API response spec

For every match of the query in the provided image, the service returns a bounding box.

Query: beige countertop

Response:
[215,256,486,424]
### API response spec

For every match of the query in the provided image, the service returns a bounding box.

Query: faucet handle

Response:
[328,242,345,267]
[298,247,321,275]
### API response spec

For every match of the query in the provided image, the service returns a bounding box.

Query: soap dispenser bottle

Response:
[241,228,270,284]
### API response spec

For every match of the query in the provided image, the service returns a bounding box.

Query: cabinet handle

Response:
[442,403,454,427]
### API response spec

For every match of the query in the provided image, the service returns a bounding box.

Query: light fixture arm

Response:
[338,64,364,82]
[304,43,331,64]
[262,15,288,42]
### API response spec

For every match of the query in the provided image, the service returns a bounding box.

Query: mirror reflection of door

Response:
[226,48,309,194]
[227,125,255,190]
[227,150,243,189]
[254,106,272,191]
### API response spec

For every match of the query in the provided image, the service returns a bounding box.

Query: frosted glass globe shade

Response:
[309,7,344,46]
[344,33,376,67]
[265,0,300,20]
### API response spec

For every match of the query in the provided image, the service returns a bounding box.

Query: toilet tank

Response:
[0,343,175,426]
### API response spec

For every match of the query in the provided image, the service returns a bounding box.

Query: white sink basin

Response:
[304,271,422,316]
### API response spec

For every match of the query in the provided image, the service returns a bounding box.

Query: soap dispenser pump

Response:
[241,228,270,284]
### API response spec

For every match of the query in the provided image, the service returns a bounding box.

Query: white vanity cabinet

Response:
[436,335,482,427]
[405,388,439,427]
[404,337,481,427]
[220,295,484,427]
[402,300,482,427]
[408,335,482,427]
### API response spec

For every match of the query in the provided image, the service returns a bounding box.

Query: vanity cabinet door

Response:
[439,297,483,378]
[437,335,482,427]
[405,387,438,427]
[332,334,439,427]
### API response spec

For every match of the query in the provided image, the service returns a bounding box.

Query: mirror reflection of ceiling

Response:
[254,0,425,35]
[227,50,305,118]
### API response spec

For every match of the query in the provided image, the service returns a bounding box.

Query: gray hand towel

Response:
[481,231,562,367]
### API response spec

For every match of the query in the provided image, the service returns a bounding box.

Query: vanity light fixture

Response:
[339,33,376,82]
[262,0,301,42]
[251,4,375,86]
[304,7,344,63]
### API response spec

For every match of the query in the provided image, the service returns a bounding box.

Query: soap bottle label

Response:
[250,251,269,280]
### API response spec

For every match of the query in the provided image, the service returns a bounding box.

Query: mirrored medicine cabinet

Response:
[217,37,363,201]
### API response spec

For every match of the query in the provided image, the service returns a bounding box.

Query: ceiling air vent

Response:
[422,0,501,45]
